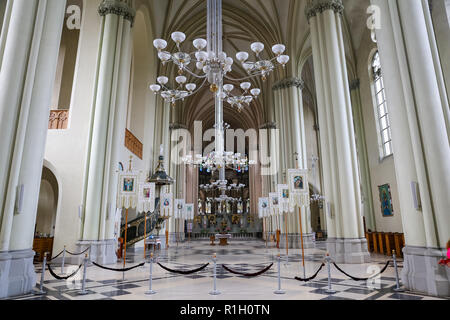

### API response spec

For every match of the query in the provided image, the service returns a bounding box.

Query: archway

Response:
[33,164,60,262]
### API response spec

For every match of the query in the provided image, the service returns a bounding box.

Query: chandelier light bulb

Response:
[225,57,234,66]
[195,51,208,62]
[186,83,197,92]
[236,51,249,63]
[208,51,216,60]
[224,65,232,73]
[158,51,171,62]
[223,84,234,92]
[153,39,167,51]
[176,76,187,84]
[193,38,207,50]
[149,84,161,93]
[243,62,253,73]
[157,76,169,85]
[218,52,227,62]
[272,44,286,56]
[250,42,265,54]
[250,88,261,97]
[196,62,204,70]
[171,31,186,44]
[240,82,251,91]
[277,55,290,66]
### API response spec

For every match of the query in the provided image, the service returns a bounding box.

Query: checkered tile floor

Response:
[6,240,447,300]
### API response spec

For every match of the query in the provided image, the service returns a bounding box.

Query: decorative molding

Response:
[169,123,188,131]
[259,122,277,130]
[305,0,344,21]
[98,0,136,25]
[349,78,360,91]
[272,77,304,91]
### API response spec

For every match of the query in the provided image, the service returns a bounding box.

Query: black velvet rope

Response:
[92,262,145,272]
[332,260,391,281]
[294,263,326,282]
[48,250,64,261]
[47,264,83,280]
[66,247,91,256]
[157,263,210,275]
[222,264,274,277]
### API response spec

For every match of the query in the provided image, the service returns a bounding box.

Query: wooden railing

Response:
[366,231,405,257]
[125,128,143,159]
[48,109,69,129]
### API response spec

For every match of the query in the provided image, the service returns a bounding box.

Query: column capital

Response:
[272,77,304,91]
[305,0,344,21]
[98,0,136,25]
[349,78,360,91]
[169,123,188,131]
[259,122,277,130]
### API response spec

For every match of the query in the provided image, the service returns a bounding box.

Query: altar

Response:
[215,234,231,246]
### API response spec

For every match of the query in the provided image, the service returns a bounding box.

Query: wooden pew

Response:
[372,232,379,253]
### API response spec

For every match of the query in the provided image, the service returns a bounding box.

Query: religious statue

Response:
[237,199,243,214]
[246,199,250,214]
[206,199,212,214]
[226,201,232,214]
[198,199,203,214]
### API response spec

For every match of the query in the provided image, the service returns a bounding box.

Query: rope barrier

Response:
[48,250,64,261]
[66,247,91,256]
[47,264,83,280]
[222,263,274,277]
[157,263,210,275]
[332,260,391,281]
[92,262,145,272]
[294,263,325,282]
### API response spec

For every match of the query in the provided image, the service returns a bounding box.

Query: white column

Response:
[349,79,376,231]
[372,0,449,297]
[80,0,135,264]
[0,0,66,298]
[307,0,369,263]
[105,18,133,240]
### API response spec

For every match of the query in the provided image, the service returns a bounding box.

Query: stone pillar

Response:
[273,77,314,249]
[0,0,66,298]
[79,0,135,264]
[349,79,376,231]
[307,0,369,263]
[371,0,449,297]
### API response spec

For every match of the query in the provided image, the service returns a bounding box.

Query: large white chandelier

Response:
[149,0,289,110]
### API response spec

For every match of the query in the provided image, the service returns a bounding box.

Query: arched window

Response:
[371,51,393,158]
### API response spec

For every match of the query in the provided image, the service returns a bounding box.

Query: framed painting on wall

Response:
[378,184,394,217]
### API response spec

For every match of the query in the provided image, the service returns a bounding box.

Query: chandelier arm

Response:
[171,77,208,102]
[223,73,266,82]
[182,66,208,79]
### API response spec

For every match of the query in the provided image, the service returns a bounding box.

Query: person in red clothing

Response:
[438,240,450,267]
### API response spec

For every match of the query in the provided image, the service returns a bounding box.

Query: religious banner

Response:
[277,184,291,213]
[269,192,279,216]
[137,182,156,213]
[175,199,185,219]
[117,173,138,209]
[185,204,195,220]
[287,169,310,208]
[258,197,269,218]
[160,192,173,217]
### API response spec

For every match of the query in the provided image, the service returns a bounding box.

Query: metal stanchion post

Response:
[36,252,48,295]
[325,253,336,294]
[274,254,285,294]
[145,253,157,295]
[209,253,221,295]
[61,246,66,275]
[392,250,404,292]
[79,254,89,295]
